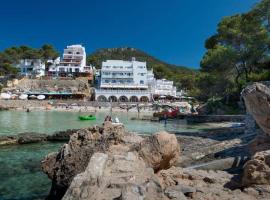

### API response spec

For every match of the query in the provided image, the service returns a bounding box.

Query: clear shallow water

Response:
[0,142,62,200]
[0,110,209,135]
[0,110,215,200]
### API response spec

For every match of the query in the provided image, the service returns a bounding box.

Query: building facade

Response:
[49,44,92,76]
[15,59,46,77]
[151,79,177,97]
[95,58,152,102]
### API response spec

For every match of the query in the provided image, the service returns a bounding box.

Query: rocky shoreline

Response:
[37,82,270,200]
[1,82,270,199]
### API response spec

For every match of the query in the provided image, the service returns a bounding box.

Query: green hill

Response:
[87,47,197,90]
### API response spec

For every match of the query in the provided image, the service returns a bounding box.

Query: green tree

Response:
[200,11,270,99]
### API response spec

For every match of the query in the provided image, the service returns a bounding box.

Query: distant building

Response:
[48,44,93,78]
[152,79,177,97]
[15,59,46,77]
[95,58,152,102]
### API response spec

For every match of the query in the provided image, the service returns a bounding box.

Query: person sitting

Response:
[114,117,120,123]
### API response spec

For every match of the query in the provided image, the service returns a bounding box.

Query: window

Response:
[76,52,80,54]
[140,80,144,84]
[75,68,79,72]
[105,80,109,83]
[68,52,72,54]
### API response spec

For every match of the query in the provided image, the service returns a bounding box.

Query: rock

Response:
[62,151,167,200]
[139,131,180,172]
[0,135,17,145]
[242,150,270,186]
[158,167,262,200]
[242,82,270,136]
[164,186,187,200]
[17,133,47,144]
[42,124,143,200]
[248,132,270,155]
[47,129,79,141]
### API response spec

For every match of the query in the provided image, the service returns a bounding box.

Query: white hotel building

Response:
[95,58,152,102]
[95,58,180,102]
[49,44,92,76]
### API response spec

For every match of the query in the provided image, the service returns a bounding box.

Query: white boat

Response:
[19,94,28,100]
[0,93,11,99]
[37,95,46,100]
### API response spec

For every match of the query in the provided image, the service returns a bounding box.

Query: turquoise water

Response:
[0,110,206,136]
[0,110,211,199]
[0,142,62,200]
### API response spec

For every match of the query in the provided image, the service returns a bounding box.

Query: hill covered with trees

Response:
[0,44,59,76]
[87,47,198,91]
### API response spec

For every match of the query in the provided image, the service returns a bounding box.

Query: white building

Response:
[95,58,152,102]
[152,79,177,97]
[15,59,46,77]
[49,44,91,75]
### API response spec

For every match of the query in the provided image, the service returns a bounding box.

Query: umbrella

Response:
[37,95,46,100]
[19,94,28,100]
[0,93,11,99]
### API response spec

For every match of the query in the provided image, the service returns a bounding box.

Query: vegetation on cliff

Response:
[0,44,59,75]
[196,0,270,102]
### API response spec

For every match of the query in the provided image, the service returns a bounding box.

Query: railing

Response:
[95,89,150,95]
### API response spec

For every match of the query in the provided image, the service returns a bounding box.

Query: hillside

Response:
[87,47,198,90]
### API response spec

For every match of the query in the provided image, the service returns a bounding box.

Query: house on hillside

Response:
[48,44,93,81]
[15,59,46,77]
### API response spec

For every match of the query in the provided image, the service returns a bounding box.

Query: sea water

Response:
[0,110,213,199]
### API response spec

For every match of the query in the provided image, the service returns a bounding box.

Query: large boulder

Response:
[42,123,143,200]
[242,83,270,136]
[62,152,167,200]
[138,131,180,172]
[242,150,270,186]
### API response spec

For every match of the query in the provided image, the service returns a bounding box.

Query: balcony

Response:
[96,89,150,95]
[100,83,148,89]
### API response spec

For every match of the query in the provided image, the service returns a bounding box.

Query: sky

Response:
[0,0,259,68]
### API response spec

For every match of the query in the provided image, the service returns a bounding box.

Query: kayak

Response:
[79,115,96,120]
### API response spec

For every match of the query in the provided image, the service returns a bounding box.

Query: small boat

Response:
[79,115,96,120]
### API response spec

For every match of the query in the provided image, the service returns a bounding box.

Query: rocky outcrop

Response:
[138,131,180,172]
[242,150,270,186]
[42,122,270,200]
[17,133,47,144]
[42,122,179,200]
[242,82,270,136]
[241,83,270,187]
[62,152,167,200]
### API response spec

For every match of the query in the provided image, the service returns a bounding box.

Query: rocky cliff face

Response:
[241,82,270,187]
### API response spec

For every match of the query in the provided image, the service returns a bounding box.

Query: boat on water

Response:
[79,115,96,120]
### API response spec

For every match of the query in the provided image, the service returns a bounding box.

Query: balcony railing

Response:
[96,89,150,95]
